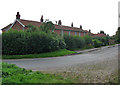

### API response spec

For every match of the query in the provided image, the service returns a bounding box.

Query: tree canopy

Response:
[116,27,120,43]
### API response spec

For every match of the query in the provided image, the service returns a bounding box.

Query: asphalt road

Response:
[3,45,119,71]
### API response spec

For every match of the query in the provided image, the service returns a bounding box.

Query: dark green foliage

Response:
[74,36,85,48]
[83,35,92,46]
[64,35,85,50]
[25,24,39,32]
[40,21,55,33]
[59,38,66,49]
[2,29,66,55]
[2,30,27,55]
[116,27,120,43]
[26,21,55,33]
[64,35,95,50]
[64,35,76,50]
[92,39,102,48]
[2,21,111,55]
[93,36,110,46]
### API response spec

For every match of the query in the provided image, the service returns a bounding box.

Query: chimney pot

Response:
[58,20,62,25]
[89,29,91,33]
[40,15,44,22]
[71,22,73,27]
[80,25,82,29]
[16,12,20,19]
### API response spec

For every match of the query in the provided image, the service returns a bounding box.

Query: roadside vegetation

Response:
[2,61,119,84]
[2,21,115,59]
[2,62,75,83]
[3,49,76,59]
[115,27,120,43]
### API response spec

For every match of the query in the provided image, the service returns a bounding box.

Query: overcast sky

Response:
[0,0,119,36]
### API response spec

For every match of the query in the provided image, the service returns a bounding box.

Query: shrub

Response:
[64,35,76,50]
[25,24,39,32]
[40,21,55,33]
[2,29,66,55]
[92,39,102,48]
[116,27,120,43]
[83,35,92,45]
[93,36,110,46]
[64,35,85,50]
[2,30,27,55]
[74,36,85,48]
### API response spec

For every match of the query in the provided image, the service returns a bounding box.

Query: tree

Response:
[25,24,39,32]
[116,27,120,43]
[83,35,92,46]
[25,21,55,33]
[40,21,55,33]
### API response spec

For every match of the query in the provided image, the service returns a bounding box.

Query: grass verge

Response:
[2,49,76,59]
[2,62,75,83]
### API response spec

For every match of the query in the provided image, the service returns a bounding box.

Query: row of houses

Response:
[2,12,107,37]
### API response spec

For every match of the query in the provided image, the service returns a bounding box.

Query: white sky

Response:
[0,0,119,36]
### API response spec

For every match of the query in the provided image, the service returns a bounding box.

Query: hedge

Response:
[93,36,110,46]
[92,39,102,48]
[64,35,85,50]
[2,28,109,55]
[2,30,66,55]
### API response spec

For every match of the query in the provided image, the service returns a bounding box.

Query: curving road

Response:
[3,45,119,71]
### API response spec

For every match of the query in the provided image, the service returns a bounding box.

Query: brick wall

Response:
[80,32,84,37]
[63,30,69,35]
[70,31,75,35]
[12,22,24,30]
[54,30,61,34]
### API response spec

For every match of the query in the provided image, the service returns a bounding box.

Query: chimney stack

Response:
[80,25,82,29]
[58,20,62,25]
[55,21,57,24]
[89,29,91,33]
[71,22,73,27]
[16,12,20,19]
[40,15,44,22]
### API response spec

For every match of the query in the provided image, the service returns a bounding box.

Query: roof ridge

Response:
[21,19,83,30]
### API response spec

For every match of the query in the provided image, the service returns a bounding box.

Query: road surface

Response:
[3,45,119,72]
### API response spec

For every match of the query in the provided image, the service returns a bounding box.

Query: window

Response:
[69,31,71,35]
[84,32,86,36]
[75,32,77,35]
[79,32,81,36]
[61,30,64,37]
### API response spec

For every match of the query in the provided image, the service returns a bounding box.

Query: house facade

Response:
[2,12,92,37]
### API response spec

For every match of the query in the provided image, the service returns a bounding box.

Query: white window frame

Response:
[79,32,81,36]
[69,31,71,35]
[75,32,77,35]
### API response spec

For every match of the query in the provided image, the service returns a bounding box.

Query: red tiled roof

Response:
[55,25,84,32]
[20,19,42,27]
[20,19,85,32]
[2,23,12,31]
[2,19,86,33]
[84,30,89,33]
[93,33,106,37]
